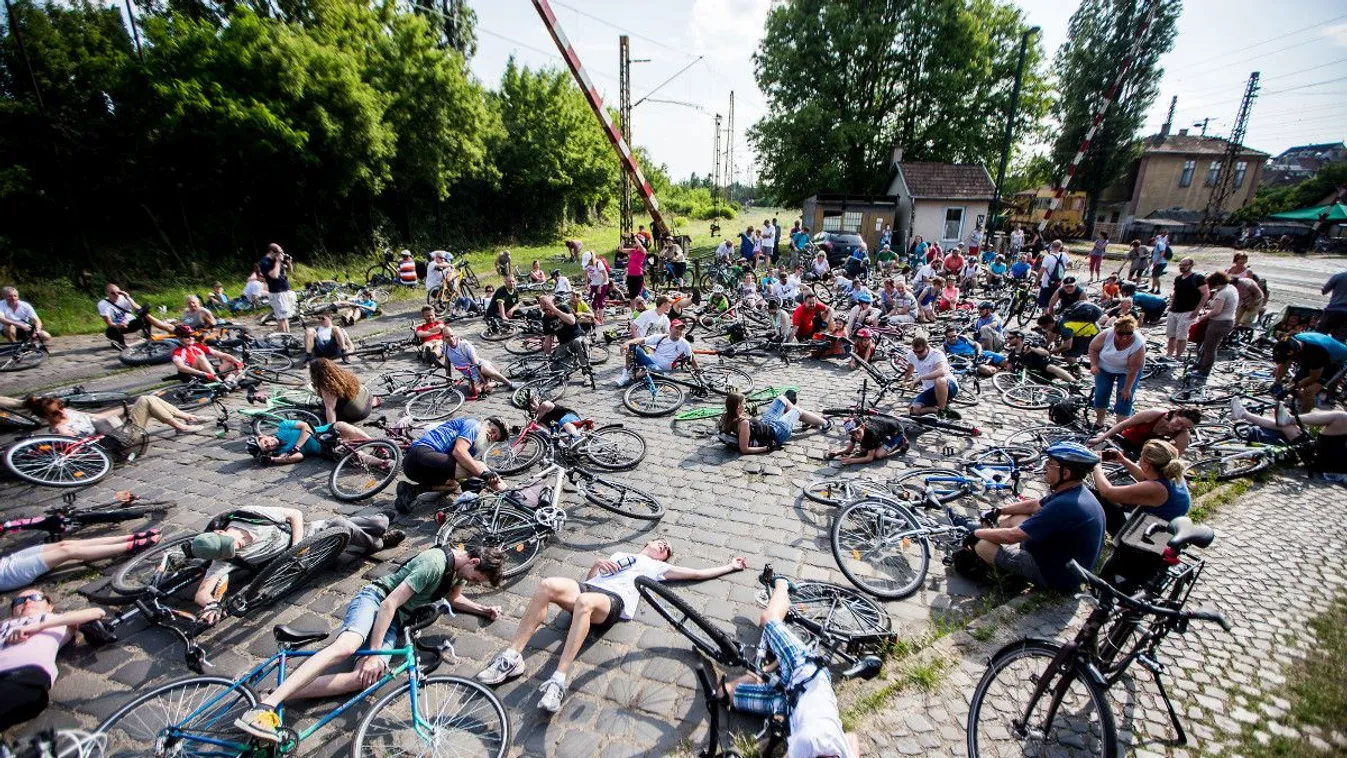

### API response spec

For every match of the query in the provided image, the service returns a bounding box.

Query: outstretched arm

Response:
[663,557,749,581]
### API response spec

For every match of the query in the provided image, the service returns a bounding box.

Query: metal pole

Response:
[3,0,47,114]
[990,26,1037,234]
[124,0,142,60]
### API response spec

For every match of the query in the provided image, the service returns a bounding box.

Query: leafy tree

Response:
[1231,163,1347,223]
[749,0,1050,204]
[1050,0,1181,234]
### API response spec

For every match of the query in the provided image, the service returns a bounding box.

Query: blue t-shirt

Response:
[412,418,482,456]
[740,234,755,261]
[989,262,1008,276]
[792,231,809,250]
[275,419,329,457]
[975,314,1002,333]
[1295,332,1347,364]
[943,336,979,357]
[1020,484,1106,592]
[849,248,867,263]
[1010,261,1032,279]
[1152,477,1191,522]
[1133,292,1166,313]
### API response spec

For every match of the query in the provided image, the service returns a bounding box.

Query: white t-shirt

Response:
[553,276,573,296]
[585,260,609,286]
[425,260,449,292]
[97,294,137,326]
[243,280,266,300]
[1039,252,1070,288]
[761,223,776,249]
[0,300,37,325]
[904,347,950,390]
[643,334,692,370]
[913,264,936,289]
[1208,285,1238,323]
[583,552,670,620]
[632,308,670,337]
[789,671,855,758]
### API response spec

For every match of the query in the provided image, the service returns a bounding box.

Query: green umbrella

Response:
[1269,202,1347,222]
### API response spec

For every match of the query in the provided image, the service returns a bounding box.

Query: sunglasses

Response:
[11,592,47,608]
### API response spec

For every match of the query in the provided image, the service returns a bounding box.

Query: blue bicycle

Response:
[91,602,509,757]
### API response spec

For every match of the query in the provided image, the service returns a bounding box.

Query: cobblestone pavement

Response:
[1,250,1337,757]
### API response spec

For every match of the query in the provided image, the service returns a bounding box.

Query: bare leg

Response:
[480,361,512,386]
[555,592,612,676]
[759,577,791,625]
[797,408,827,427]
[262,632,363,706]
[1239,411,1300,440]
[510,577,581,654]
[335,327,355,354]
[304,329,316,354]
[933,378,949,410]
[39,535,149,570]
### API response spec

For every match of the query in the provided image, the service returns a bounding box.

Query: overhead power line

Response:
[1171,11,1347,77]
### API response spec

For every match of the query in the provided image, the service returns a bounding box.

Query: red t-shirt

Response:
[415,321,443,344]
[943,254,965,275]
[792,303,828,340]
[173,344,209,366]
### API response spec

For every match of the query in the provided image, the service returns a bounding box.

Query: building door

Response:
[943,207,965,242]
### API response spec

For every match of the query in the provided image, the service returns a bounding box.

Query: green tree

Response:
[749,0,1050,204]
[1231,163,1347,223]
[1050,0,1181,234]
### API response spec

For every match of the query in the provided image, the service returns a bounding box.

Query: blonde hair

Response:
[1141,439,1185,480]
[1113,315,1138,334]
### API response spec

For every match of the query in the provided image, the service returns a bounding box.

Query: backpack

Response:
[1048,397,1086,426]
[1045,253,1068,287]
[1163,248,1174,261]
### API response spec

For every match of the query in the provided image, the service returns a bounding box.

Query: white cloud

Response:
[1324,23,1347,48]
[688,0,771,63]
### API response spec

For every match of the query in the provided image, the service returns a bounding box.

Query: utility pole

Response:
[619,36,633,246]
[726,91,734,207]
[1202,71,1260,230]
[712,113,722,217]
[990,26,1039,236]
[1193,117,1211,136]
[124,0,143,60]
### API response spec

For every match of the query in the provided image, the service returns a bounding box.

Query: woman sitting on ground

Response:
[717,391,829,455]
[1091,440,1190,535]
[309,358,379,425]
[23,394,206,436]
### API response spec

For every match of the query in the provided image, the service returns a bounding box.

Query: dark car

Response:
[811,232,866,268]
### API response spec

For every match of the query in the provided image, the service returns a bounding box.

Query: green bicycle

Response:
[668,386,797,437]
[92,602,510,757]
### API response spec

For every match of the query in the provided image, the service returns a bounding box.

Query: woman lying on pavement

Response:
[24,393,207,436]
[1229,398,1347,483]
[717,390,830,454]
[0,588,108,731]
[1088,406,1200,455]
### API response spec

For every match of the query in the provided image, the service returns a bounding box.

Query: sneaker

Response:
[477,650,525,685]
[538,678,567,713]
[1229,396,1248,423]
[234,707,282,743]
[820,419,833,434]
[939,407,962,421]
[613,370,631,388]
[1275,402,1293,428]
[394,481,418,515]
[379,529,406,552]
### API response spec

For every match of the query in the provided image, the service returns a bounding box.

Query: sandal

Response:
[127,529,162,553]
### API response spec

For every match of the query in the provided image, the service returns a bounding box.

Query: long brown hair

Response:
[308,358,361,400]
[22,395,65,424]
[719,392,746,435]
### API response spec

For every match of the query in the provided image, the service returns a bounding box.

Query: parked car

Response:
[812,232,866,268]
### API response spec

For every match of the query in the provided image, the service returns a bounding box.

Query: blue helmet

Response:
[856,292,873,303]
[1044,440,1100,468]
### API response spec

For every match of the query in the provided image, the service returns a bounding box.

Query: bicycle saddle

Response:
[1166,517,1215,551]
[461,477,487,493]
[273,625,329,647]
[842,655,884,681]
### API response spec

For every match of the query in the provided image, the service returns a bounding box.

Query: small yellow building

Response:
[1008,188,1088,232]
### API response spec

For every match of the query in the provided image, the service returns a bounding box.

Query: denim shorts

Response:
[731,621,823,716]
[760,398,801,445]
[555,413,582,428]
[912,378,958,409]
[342,586,401,648]
[0,545,49,593]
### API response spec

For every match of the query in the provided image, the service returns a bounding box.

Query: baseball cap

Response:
[670,319,686,329]
[399,249,412,257]
[190,532,237,560]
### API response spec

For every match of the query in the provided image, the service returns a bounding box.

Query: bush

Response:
[696,205,736,221]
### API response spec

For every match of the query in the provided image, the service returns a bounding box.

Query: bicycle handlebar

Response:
[1068,560,1231,633]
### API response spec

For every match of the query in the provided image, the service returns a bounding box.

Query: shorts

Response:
[983,352,1006,366]
[0,545,50,592]
[271,290,297,320]
[912,377,958,408]
[403,444,459,486]
[1235,301,1263,327]
[1242,426,1287,444]
[731,620,823,717]
[760,397,802,445]
[0,665,52,731]
[578,583,626,631]
[554,413,582,428]
[341,586,401,648]
[1165,310,1194,340]
[993,543,1046,586]
[1151,262,1168,277]
[1037,286,1056,309]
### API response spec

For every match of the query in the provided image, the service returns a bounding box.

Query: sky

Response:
[467,0,1347,182]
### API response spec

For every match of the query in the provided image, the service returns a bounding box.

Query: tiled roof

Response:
[1143,133,1269,158]
[897,162,995,200]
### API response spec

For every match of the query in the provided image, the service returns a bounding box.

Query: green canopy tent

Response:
[1269,202,1347,223]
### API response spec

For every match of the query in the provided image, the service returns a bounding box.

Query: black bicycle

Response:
[965,517,1229,758]
[0,491,174,541]
[0,332,48,372]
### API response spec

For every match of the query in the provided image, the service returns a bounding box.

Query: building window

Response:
[821,213,842,232]
[942,207,965,241]
[841,211,863,232]
[1205,161,1221,187]
[1234,161,1248,188]
[1033,197,1052,210]
[1179,160,1195,187]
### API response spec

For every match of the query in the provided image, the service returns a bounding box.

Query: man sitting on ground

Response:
[487,276,522,324]
[1038,301,1103,367]
[788,292,832,343]
[441,326,514,396]
[619,319,697,385]
[899,335,960,419]
[0,287,51,346]
[476,539,748,713]
[99,283,174,350]
[184,506,404,625]
[414,306,446,363]
[305,314,356,362]
[171,325,244,382]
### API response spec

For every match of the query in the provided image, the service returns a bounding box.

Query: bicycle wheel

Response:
[1095,610,1143,675]
[1002,384,1069,410]
[0,343,45,372]
[4,436,112,487]
[990,371,1028,394]
[71,499,175,524]
[830,497,930,600]
[249,407,321,437]
[778,580,892,639]
[581,476,665,520]
[245,349,294,371]
[406,387,466,422]
[1005,425,1089,455]
[585,338,611,366]
[482,432,547,475]
[329,440,402,502]
[512,374,568,408]
[634,576,744,667]
[622,378,685,416]
[504,335,546,355]
[479,320,519,342]
[351,676,510,758]
[670,414,718,437]
[579,426,647,470]
[111,535,205,596]
[153,384,217,409]
[966,640,1116,758]
[698,365,755,394]
[1184,451,1270,482]
[229,526,351,614]
[94,676,257,758]
[952,377,981,407]
[504,356,551,380]
[890,467,970,504]
[439,504,546,579]
[60,390,132,408]
[0,407,43,432]
[245,367,306,387]
[801,478,894,507]
[118,340,176,366]
[1170,385,1234,406]
[274,388,322,407]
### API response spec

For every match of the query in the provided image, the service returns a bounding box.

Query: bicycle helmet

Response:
[977,301,994,311]
[855,327,872,339]
[173,324,195,339]
[712,284,725,295]
[856,292,873,303]
[245,436,265,459]
[512,388,537,410]
[766,297,781,309]
[1043,440,1100,479]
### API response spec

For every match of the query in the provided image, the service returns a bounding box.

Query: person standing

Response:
[584,254,610,317]
[1148,232,1171,293]
[1193,271,1237,377]
[739,227,756,268]
[1009,226,1024,257]
[1088,232,1108,282]
[425,250,452,296]
[1318,270,1347,341]
[1165,258,1209,359]
[1036,240,1071,313]
[260,243,296,334]
[760,218,776,265]
[625,242,647,300]
[1087,316,1146,427]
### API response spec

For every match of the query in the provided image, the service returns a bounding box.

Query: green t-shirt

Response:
[369,548,460,623]
[877,249,898,262]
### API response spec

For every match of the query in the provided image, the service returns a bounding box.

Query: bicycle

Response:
[326,434,403,502]
[1,491,174,540]
[818,377,982,439]
[369,368,465,422]
[620,361,755,417]
[965,537,1229,758]
[434,437,664,579]
[239,388,324,436]
[506,344,597,408]
[1184,408,1314,481]
[0,331,48,372]
[1,729,106,758]
[1005,280,1036,326]
[363,248,401,286]
[91,601,510,757]
[635,567,890,758]
[670,386,795,437]
[3,428,148,487]
[482,415,646,475]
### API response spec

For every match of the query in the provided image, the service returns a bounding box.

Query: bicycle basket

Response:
[1099,511,1172,593]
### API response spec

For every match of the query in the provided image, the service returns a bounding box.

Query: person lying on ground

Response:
[234,546,505,743]
[1,531,162,593]
[1229,398,1347,483]
[975,329,1074,382]
[523,390,585,439]
[825,415,909,465]
[0,587,108,732]
[1088,406,1200,455]
[23,393,206,436]
[718,390,829,455]
[475,539,748,713]
[246,419,373,466]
